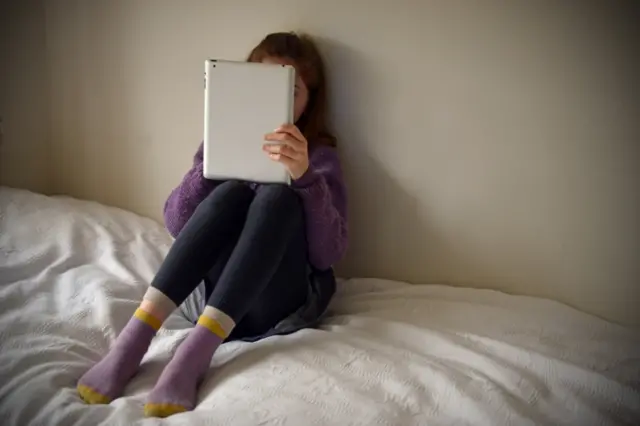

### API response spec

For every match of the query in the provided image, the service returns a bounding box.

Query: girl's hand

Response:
[263,124,309,180]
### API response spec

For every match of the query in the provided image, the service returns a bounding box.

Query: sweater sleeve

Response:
[292,146,349,270]
[163,142,221,237]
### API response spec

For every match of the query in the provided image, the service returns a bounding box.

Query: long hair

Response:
[247,32,336,147]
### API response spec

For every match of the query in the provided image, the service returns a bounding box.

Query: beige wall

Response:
[0,0,50,193]
[26,0,640,325]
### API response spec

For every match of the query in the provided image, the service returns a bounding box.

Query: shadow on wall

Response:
[49,0,164,216]
[318,37,497,286]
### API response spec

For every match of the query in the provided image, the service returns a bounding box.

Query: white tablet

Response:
[203,59,295,184]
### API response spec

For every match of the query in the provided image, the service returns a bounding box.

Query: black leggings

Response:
[151,181,309,339]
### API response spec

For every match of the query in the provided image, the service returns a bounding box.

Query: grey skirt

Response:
[178,268,337,343]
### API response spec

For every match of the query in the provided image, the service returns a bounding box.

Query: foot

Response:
[77,314,157,404]
[144,325,223,417]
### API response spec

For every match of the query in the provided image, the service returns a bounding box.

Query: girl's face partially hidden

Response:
[262,56,309,123]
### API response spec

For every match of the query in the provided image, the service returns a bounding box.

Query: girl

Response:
[77,32,348,417]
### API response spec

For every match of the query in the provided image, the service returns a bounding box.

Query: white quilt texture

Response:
[0,187,638,426]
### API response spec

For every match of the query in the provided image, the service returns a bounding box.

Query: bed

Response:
[0,186,638,426]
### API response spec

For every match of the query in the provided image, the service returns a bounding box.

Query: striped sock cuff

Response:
[197,316,228,338]
[134,307,162,331]
[142,287,177,319]
[197,306,236,339]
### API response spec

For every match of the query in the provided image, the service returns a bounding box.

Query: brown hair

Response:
[247,32,336,147]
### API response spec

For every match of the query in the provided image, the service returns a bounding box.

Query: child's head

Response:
[247,32,336,147]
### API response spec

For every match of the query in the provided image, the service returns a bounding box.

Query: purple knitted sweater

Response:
[163,143,348,270]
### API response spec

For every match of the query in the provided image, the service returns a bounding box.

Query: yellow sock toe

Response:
[144,402,188,418]
[77,384,112,405]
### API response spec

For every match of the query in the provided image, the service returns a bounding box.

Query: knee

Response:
[199,181,254,213]
[215,180,252,196]
[254,184,301,216]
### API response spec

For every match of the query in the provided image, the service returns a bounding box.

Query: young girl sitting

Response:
[77,32,348,418]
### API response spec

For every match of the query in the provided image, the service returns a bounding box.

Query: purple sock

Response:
[144,324,224,417]
[77,315,157,404]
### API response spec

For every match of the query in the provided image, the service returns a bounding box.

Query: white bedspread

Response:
[0,187,638,426]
